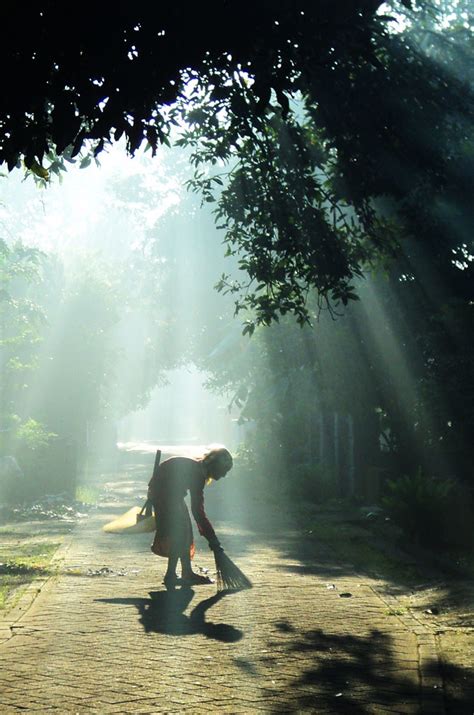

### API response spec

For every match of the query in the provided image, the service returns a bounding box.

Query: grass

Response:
[6,542,61,561]
[0,483,96,613]
[75,484,100,504]
[0,540,62,610]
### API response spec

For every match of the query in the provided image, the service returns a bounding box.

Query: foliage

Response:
[174,2,473,325]
[29,252,170,445]
[0,2,410,168]
[178,94,378,325]
[0,239,46,436]
[415,300,474,478]
[14,419,56,451]
[1,3,473,326]
[0,232,172,468]
[0,1,473,508]
[197,264,473,499]
[382,469,454,546]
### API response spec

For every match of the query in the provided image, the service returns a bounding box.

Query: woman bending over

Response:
[147,446,233,587]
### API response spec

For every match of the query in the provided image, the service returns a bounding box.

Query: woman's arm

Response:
[190,486,218,543]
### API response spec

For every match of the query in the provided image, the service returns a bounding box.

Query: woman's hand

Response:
[208,535,223,552]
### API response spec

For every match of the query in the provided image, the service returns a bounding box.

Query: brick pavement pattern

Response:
[0,473,446,714]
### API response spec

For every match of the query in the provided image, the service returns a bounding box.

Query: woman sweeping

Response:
[147,446,233,588]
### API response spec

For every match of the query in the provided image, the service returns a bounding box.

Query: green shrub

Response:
[15,419,57,451]
[2,419,67,501]
[382,468,454,547]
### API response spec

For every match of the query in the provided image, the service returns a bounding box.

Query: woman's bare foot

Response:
[181,572,214,585]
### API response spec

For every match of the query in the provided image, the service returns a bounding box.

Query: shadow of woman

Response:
[96,588,243,643]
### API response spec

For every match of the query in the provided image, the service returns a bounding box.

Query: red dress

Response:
[147,457,217,559]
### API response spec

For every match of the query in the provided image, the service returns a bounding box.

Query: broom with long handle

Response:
[210,542,253,592]
[137,449,161,523]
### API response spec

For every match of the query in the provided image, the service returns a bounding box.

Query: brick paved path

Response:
[0,469,447,714]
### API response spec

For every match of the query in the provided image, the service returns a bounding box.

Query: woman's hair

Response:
[202,445,233,473]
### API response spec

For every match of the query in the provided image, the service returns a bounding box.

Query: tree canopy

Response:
[2,1,473,325]
[1,1,400,166]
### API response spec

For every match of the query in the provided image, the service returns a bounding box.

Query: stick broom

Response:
[213,548,253,592]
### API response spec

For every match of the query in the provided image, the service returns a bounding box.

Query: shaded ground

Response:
[0,446,472,713]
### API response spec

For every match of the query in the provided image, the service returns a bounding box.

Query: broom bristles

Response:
[214,550,253,592]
